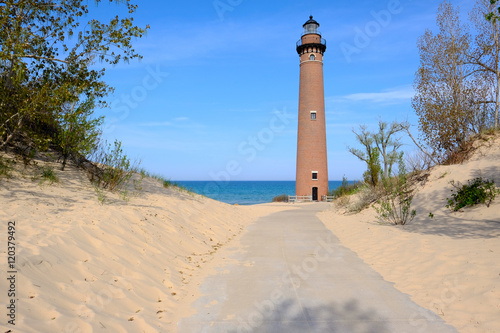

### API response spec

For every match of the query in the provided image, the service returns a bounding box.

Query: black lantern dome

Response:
[296,16,326,55]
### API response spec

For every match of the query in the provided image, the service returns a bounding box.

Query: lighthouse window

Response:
[310,111,317,120]
[310,54,315,61]
[312,172,318,180]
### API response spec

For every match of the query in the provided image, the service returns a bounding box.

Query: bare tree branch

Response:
[402,123,438,165]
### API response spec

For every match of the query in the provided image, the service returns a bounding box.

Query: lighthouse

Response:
[295,16,328,201]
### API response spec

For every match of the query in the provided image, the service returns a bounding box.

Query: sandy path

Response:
[177,203,458,332]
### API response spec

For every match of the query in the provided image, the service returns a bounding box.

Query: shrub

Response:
[16,146,37,167]
[159,178,193,194]
[56,98,103,171]
[86,140,140,191]
[334,195,351,209]
[0,157,12,178]
[41,166,59,184]
[441,138,478,166]
[446,177,499,211]
[346,185,382,213]
[177,184,194,194]
[133,172,146,192]
[272,194,289,202]
[163,179,174,188]
[375,153,416,225]
[94,185,107,205]
[331,176,363,198]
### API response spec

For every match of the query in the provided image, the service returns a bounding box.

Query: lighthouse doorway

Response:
[312,187,318,201]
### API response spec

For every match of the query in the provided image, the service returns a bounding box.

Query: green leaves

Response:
[486,0,500,22]
[348,124,381,187]
[87,139,140,191]
[330,176,363,198]
[375,153,417,225]
[349,120,404,187]
[56,97,103,170]
[0,0,149,149]
[446,177,499,211]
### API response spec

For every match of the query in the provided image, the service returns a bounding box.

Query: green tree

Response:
[363,147,381,187]
[348,125,382,186]
[57,98,103,170]
[0,1,149,150]
[373,120,404,178]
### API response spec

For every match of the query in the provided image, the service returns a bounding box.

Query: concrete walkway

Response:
[178,204,458,333]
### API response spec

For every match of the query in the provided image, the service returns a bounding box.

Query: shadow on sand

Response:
[388,165,500,240]
[401,214,500,239]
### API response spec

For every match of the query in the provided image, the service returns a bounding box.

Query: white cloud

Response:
[139,121,172,127]
[329,86,414,104]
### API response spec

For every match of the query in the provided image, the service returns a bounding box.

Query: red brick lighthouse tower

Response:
[295,16,328,201]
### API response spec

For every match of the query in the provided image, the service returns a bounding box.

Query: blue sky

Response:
[93,0,475,181]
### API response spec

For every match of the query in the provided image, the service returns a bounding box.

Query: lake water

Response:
[173,181,343,205]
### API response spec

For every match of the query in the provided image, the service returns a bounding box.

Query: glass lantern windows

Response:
[303,16,319,35]
[304,23,319,35]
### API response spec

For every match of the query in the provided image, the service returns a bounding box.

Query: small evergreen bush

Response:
[446,177,499,211]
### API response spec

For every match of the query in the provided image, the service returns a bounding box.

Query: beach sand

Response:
[318,134,500,333]
[0,156,291,332]
[0,133,499,332]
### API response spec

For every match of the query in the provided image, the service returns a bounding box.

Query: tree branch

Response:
[402,124,439,165]
[465,53,496,73]
[0,111,22,131]
[462,68,491,78]
[13,54,70,64]
[0,115,24,150]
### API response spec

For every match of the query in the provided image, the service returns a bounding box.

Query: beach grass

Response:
[272,193,289,202]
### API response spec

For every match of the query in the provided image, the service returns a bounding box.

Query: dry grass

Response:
[343,185,382,213]
[272,193,289,202]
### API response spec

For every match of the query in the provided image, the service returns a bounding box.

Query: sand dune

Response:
[0,157,290,332]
